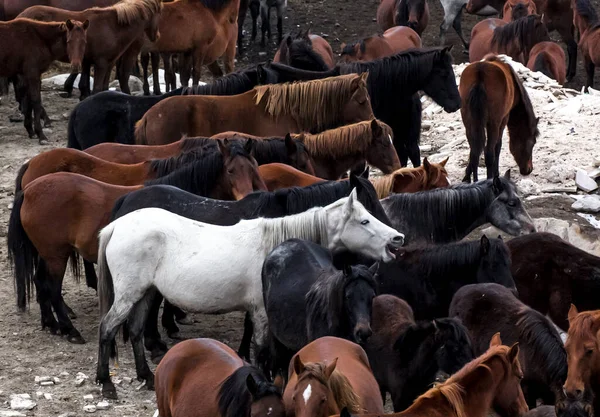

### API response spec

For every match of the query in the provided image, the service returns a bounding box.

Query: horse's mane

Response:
[305,265,376,337]
[217,365,280,417]
[515,306,567,384]
[300,120,390,159]
[179,136,212,153]
[298,362,363,414]
[109,0,162,25]
[180,68,258,96]
[491,15,549,52]
[254,74,364,132]
[148,147,208,177]
[284,34,330,72]
[252,137,307,164]
[568,311,600,342]
[574,0,599,26]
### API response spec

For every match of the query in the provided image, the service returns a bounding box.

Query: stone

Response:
[122,377,133,384]
[96,401,110,410]
[43,393,53,401]
[419,145,433,153]
[517,179,541,196]
[572,195,600,213]
[52,377,60,384]
[576,169,599,192]
[108,76,143,94]
[83,405,97,413]
[10,394,36,411]
[36,391,44,399]
[588,168,600,179]
[83,394,94,401]
[35,376,51,384]
[60,372,70,377]
[40,381,54,386]
[0,411,27,417]
[438,138,465,153]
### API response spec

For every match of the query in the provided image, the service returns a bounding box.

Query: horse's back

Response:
[469,18,505,61]
[370,294,414,348]
[526,41,566,84]
[384,26,422,51]
[309,34,336,69]
[460,58,514,114]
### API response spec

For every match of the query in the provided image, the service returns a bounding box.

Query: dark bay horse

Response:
[381,173,536,245]
[365,295,474,411]
[340,27,421,63]
[450,283,567,408]
[155,338,284,417]
[18,0,162,100]
[507,232,600,331]
[376,235,515,320]
[262,239,378,378]
[134,74,374,145]
[274,30,335,71]
[526,41,567,84]
[2,0,115,20]
[7,142,266,343]
[338,334,529,417]
[460,56,539,182]
[377,0,430,36]
[284,337,385,416]
[572,0,600,91]
[503,0,537,21]
[0,18,87,143]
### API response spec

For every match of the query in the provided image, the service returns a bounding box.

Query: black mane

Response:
[181,67,259,96]
[148,148,208,177]
[217,366,280,417]
[575,0,599,25]
[491,15,549,52]
[283,35,330,72]
[251,137,306,165]
[197,0,238,11]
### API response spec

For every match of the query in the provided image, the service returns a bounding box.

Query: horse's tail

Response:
[533,52,553,80]
[67,108,82,150]
[7,191,37,310]
[97,221,117,358]
[14,161,29,194]
[465,69,488,153]
[134,118,148,145]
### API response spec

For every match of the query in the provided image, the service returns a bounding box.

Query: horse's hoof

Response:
[38,139,49,145]
[43,322,60,335]
[58,92,72,98]
[175,316,193,325]
[102,384,118,400]
[9,114,24,123]
[150,349,167,364]
[167,331,182,340]
[67,333,86,344]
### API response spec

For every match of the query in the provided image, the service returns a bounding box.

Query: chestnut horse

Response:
[503,0,537,21]
[337,334,529,417]
[7,141,267,343]
[18,0,162,99]
[469,15,549,63]
[155,338,285,417]
[460,55,539,182]
[134,73,374,145]
[0,18,87,143]
[2,0,115,20]
[571,0,600,92]
[273,30,335,71]
[526,41,566,83]
[339,27,421,63]
[284,337,385,416]
[377,0,429,36]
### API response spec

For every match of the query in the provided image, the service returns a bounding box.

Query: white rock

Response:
[108,76,144,94]
[122,377,133,384]
[572,195,600,213]
[59,372,70,377]
[83,394,94,401]
[75,378,86,386]
[43,393,52,401]
[76,372,89,380]
[434,126,450,134]
[41,73,93,90]
[36,391,44,399]
[517,179,541,196]
[576,169,599,192]
[52,377,60,384]
[10,394,36,411]
[438,138,465,153]
[40,381,54,386]
[35,376,51,384]
[419,145,433,153]
[83,405,97,413]
[588,168,600,179]
[0,411,27,417]
[96,401,110,410]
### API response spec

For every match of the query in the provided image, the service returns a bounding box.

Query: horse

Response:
[261,239,378,377]
[258,164,326,190]
[284,337,385,416]
[364,295,474,412]
[0,18,87,143]
[503,0,537,21]
[139,0,239,96]
[377,235,515,320]
[571,0,600,92]
[134,73,374,145]
[95,191,405,398]
[274,30,335,71]
[18,0,162,100]
[7,141,265,344]
[506,232,600,332]
[469,15,550,63]
[450,283,567,408]
[439,0,499,50]
[381,172,536,246]
[337,333,529,417]
[460,55,539,182]
[526,41,567,84]
[527,401,595,417]
[155,338,285,417]
[2,0,115,20]
[564,306,600,414]
[377,0,430,36]
[339,27,421,63]
[255,0,285,46]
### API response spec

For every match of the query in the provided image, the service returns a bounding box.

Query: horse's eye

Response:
[508,200,517,207]
[361,220,369,225]
[586,349,594,356]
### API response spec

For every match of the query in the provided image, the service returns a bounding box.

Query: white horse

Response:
[95,189,404,399]
[438,0,498,49]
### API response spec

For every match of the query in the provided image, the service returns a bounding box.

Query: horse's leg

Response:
[407,94,422,167]
[493,120,507,178]
[150,52,162,95]
[83,260,98,291]
[21,87,35,139]
[251,2,259,41]
[161,54,174,92]
[46,258,85,343]
[463,135,482,183]
[260,0,268,46]
[223,23,237,74]
[144,292,168,363]
[584,56,595,93]
[238,0,249,51]
[557,25,577,81]
[161,300,181,339]
[27,77,48,144]
[484,123,502,179]
[78,60,92,101]
[238,311,254,360]
[141,52,151,96]
[207,61,224,78]
[127,290,156,390]
[452,7,470,50]
[276,2,284,44]
[62,72,77,99]
[92,63,110,95]
[179,53,192,88]
[33,259,60,334]
[250,307,269,365]
[192,52,206,87]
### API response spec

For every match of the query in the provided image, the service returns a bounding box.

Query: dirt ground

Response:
[1,0,600,415]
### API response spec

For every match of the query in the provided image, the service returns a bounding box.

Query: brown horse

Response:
[507,232,600,332]
[339,27,421,63]
[258,163,326,190]
[140,0,239,96]
[0,18,87,143]
[564,306,600,413]
[459,55,539,182]
[503,0,538,21]
[134,73,374,146]
[571,0,600,92]
[155,338,285,417]
[469,15,549,64]
[7,141,266,344]
[2,0,115,20]
[273,30,335,71]
[336,333,529,417]
[377,0,430,36]
[526,41,567,83]
[18,0,162,99]
[283,336,385,416]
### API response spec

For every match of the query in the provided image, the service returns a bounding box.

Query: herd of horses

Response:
[1,0,600,416]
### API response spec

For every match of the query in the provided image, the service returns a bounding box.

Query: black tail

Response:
[67,108,81,150]
[465,71,488,154]
[97,222,118,359]
[533,53,553,80]
[7,191,38,310]
[14,161,29,194]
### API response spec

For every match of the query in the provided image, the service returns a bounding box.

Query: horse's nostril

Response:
[392,235,403,243]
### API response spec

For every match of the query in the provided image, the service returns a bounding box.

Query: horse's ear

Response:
[217,139,231,158]
[286,35,293,46]
[293,355,305,376]
[83,19,90,30]
[344,188,358,218]
[361,166,370,179]
[568,304,579,323]
[492,176,504,194]
[370,119,382,137]
[257,64,267,83]
[368,262,379,276]
[490,332,502,347]
[244,138,254,155]
[324,358,338,379]
[273,374,284,393]
[440,156,449,167]
[343,264,352,277]
[504,169,512,181]
[423,157,431,171]
[359,72,369,84]
[480,235,490,255]
[284,133,296,154]
[498,234,503,241]
[508,343,520,363]
[246,374,259,399]
[65,19,74,30]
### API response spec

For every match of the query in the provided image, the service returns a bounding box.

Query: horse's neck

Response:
[32,22,65,52]
[259,208,329,253]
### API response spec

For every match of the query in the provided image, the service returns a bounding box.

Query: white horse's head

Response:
[328,188,404,262]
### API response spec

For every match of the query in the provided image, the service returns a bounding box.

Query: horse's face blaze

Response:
[343,273,375,345]
[423,52,461,113]
[486,177,535,236]
[64,20,88,72]
[495,350,528,417]
[292,379,329,417]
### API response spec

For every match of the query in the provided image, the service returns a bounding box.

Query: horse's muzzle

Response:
[354,325,373,345]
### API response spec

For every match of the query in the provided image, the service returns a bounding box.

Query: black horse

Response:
[365,295,474,412]
[381,171,536,245]
[377,235,515,320]
[449,283,567,408]
[261,239,378,377]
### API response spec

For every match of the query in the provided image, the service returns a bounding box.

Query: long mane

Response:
[217,366,280,417]
[490,15,549,53]
[180,67,260,96]
[110,0,162,25]
[574,0,599,26]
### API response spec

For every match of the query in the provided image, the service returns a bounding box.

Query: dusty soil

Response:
[1,0,600,415]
